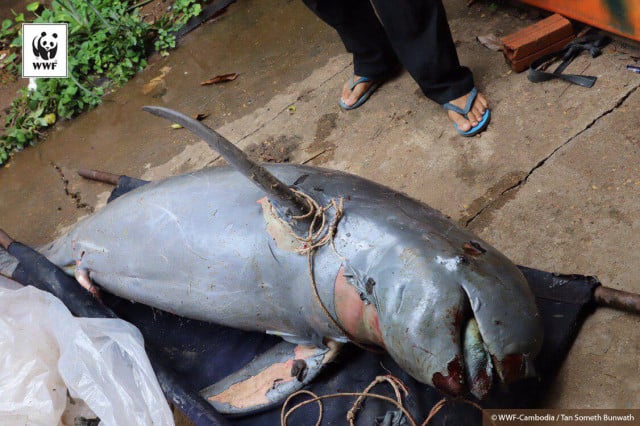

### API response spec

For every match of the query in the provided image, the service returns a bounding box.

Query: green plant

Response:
[0,18,18,44]
[0,10,26,74]
[0,0,204,165]
[1,0,151,161]
[1,97,47,163]
[154,0,202,55]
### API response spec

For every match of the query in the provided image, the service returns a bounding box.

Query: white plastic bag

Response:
[0,276,174,426]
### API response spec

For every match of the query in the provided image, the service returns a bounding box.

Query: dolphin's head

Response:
[364,236,543,398]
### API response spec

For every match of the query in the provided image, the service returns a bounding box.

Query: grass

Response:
[0,0,203,165]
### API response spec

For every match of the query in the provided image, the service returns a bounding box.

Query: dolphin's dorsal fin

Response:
[143,106,313,222]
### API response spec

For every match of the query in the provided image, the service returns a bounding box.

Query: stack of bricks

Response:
[502,14,575,72]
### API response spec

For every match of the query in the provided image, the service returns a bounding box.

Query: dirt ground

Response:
[1,0,639,423]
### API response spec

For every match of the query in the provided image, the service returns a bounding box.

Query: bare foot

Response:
[446,90,489,132]
[341,75,376,108]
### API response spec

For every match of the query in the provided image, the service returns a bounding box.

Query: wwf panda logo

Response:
[32,31,58,60]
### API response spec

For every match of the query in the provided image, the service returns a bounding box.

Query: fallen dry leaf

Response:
[201,73,238,85]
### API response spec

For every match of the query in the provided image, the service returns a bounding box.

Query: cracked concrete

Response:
[465,83,640,228]
[477,87,640,408]
[1,0,639,419]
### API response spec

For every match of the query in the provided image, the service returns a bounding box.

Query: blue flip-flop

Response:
[339,76,382,110]
[442,87,491,137]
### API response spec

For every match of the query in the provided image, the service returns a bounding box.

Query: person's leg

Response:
[370,0,488,132]
[303,0,400,107]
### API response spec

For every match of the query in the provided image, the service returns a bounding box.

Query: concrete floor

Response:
[1,0,639,418]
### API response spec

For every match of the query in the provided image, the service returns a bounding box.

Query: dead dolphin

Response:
[0,107,543,414]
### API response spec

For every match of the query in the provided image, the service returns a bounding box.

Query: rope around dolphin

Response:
[288,189,383,353]
[289,189,346,333]
[290,188,344,254]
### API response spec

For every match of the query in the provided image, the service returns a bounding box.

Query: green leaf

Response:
[26,2,40,12]
[35,118,49,127]
[30,107,45,118]
[65,85,78,96]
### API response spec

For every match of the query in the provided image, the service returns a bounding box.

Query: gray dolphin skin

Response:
[1,108,543,412]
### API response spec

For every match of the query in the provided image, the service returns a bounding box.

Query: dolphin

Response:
[0,107,543,414]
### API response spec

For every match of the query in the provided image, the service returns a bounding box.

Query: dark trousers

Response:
[303,0,475,104]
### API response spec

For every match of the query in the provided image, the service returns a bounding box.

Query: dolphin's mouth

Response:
[429,316,535,399]
[462,317,494,398]
[428,317,495,398]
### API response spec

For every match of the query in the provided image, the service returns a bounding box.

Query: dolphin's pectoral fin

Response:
[201,339,342,415]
